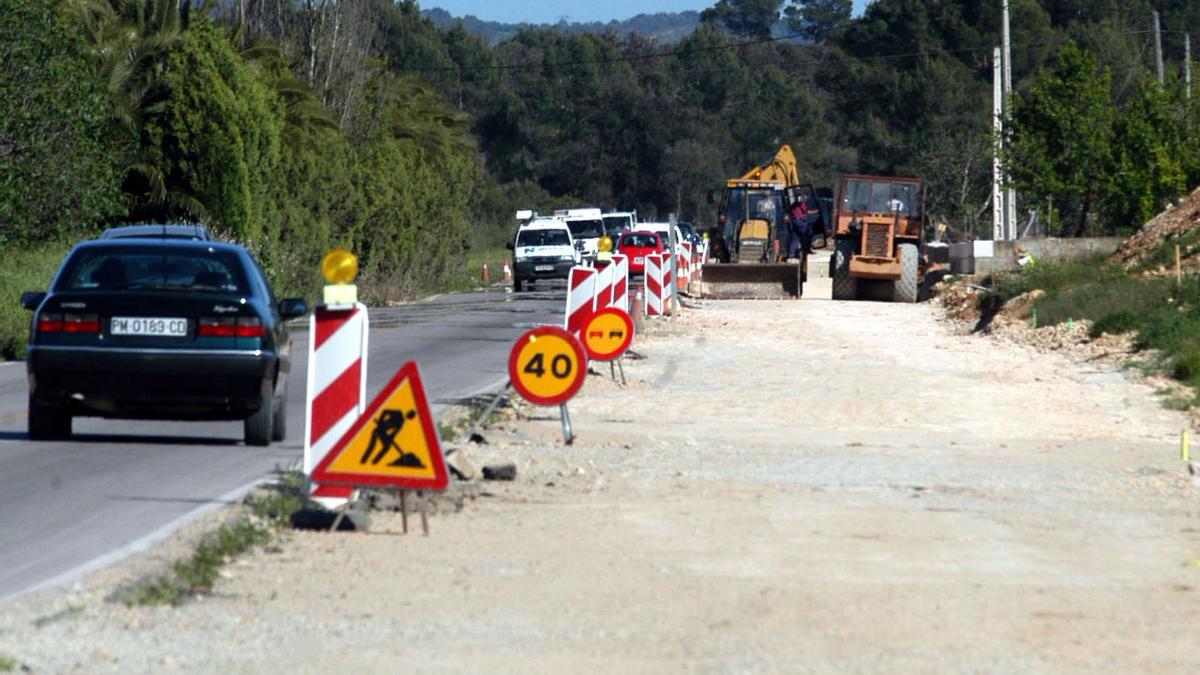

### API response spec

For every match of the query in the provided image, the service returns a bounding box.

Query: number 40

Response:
[524,353,572,379]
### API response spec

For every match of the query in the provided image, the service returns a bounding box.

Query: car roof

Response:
[519,217,570,231]
[621,230,662,238]
[100,224,211,240]
[72,238,248,256]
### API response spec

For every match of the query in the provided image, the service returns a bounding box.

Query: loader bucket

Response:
[699,262,802,299]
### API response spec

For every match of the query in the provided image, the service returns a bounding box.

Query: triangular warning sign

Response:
[311,362,448,491]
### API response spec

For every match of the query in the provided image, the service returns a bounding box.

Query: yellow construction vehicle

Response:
[830,174,924,302]
[701,145,828,298]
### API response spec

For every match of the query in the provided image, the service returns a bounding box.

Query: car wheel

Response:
[244,378,274,447]
[28,395,71,441]
[271,377,287,442]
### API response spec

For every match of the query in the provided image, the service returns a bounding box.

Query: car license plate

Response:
[534,265,554,272]
[111,317,188,337]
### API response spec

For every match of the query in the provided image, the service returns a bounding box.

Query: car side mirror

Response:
[278,298,308,318]
[20,291,46,311]
[505,241,514,251]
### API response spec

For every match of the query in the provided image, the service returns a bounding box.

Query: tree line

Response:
[4,0,1200,300]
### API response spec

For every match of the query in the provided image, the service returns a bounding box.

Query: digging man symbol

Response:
[360,408,426,468]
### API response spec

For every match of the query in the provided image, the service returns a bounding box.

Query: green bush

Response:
[0,244,73,360]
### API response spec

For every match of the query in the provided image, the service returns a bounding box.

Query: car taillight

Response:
[198,317,236,337]
[235,317,265,338]
[199,316,264,338]
[63,313,100,333]
[37,313,63,333]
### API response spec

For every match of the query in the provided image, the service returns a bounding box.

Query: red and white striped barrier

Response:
[610,253,629,312]
[594,259,614,310]
[304,303,368,506]
[645,254,664,317]
[679,243,693,290]
[564,266,596,337]
[662,255,674,315]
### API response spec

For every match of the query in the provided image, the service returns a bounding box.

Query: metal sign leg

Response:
[560,403,574,445]
[400,489,409,534]
[616,358,627,386]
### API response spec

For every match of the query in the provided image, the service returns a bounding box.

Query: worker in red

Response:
[785,199,809,260]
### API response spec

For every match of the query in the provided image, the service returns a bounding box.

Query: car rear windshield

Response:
[566,219,605,238]
[56,246,249,294]
[603,216,632,233]
[517,229,570,247]
[620,234,659,248]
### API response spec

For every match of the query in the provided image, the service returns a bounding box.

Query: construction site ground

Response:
[3,279,1199,673]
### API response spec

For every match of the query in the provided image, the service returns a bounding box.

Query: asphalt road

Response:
[0,287,564,604]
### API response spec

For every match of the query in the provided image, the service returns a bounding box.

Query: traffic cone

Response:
[502,262,512,282]
[481,263,490,284]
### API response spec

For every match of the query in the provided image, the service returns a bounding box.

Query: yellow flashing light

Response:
[598,236,614,253]
[321,248,358,285]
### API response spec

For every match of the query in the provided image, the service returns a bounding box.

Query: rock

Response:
[290,507,371,531]
[482,464,517,481]
[445,447,478,481]
[997,289,1045,321]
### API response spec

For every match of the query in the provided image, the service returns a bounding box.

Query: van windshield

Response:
[603,215,632,233]
[566,219,605,239]
[517,229,570,247]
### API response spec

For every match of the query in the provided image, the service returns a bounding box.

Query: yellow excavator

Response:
[701,145,828,298]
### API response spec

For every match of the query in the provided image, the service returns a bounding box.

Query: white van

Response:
[508,216,580,292]
[554,207,607,263]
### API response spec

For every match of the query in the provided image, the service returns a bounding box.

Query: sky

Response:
[425,1,871,25]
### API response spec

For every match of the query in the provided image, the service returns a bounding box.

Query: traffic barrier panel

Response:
[610,253,629,312]
[304,303,368,506]
[662,256,674,315]
[564,266,597,337]
[594,259,614,310]
[645,254,664,317]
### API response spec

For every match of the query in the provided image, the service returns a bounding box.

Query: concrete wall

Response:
[970,237,1123,278]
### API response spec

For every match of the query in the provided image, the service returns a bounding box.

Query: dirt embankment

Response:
[1115,186,1200,272]
[2,295,1199,673]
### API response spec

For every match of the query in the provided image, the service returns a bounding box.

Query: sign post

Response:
[508,326,587,444]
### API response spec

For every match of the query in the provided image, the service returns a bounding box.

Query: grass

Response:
[461,246,511,290]
[122,471,307,607]
[0,243,73,360]
[0,654,16,672]
[982,242,1200,396]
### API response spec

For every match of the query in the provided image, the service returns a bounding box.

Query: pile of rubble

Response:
[1113,185,1200,271]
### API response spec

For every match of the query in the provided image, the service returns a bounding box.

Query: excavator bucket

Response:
[699,262,803,299]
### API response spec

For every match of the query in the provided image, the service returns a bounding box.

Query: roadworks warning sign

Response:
[311,361,448,491]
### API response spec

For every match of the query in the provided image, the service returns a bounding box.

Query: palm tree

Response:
[62,0,210,221]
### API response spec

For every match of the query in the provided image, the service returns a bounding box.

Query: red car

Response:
[616,231,665,275]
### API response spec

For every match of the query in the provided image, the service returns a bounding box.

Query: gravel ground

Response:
[2,280,1199,673]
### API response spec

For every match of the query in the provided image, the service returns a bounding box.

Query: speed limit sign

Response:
[508,326,587,406]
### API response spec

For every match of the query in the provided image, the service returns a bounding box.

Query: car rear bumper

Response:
[515,260,574,280]
[27,346,276,420]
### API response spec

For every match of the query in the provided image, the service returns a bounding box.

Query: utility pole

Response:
[1154,10,1165,86]
[1001,0,1016,240]
[992,47,1004,242]
[1187,33,1192,99]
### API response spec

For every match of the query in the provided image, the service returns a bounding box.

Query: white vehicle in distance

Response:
[602,211,636,236]
[640,222,686,259]
[553,207,607,263]
[507,216,580,292]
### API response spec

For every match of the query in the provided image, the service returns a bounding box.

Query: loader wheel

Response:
[895,243,918,303]
[832,239,857,301]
